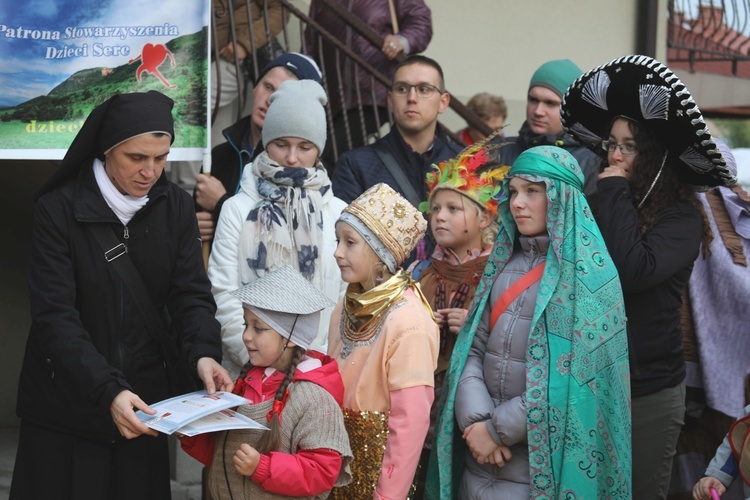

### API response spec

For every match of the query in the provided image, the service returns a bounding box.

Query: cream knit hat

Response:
[262,79,328,154]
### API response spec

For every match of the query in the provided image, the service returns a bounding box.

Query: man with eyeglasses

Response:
[496,59,600,196]
[332,55,461,261]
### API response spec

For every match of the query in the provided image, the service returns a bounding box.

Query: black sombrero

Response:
[561,54,737,188]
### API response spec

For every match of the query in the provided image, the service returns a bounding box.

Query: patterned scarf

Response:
[238,151,332,289]
[426,146,632,499]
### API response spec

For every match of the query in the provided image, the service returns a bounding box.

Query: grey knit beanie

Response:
[262,79,328,154]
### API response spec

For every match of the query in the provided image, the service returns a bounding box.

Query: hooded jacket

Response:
[182,351,351,498]
[18,161,221,442]
[199,115,263,223]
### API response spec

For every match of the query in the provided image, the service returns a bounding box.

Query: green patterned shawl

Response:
[426,146,632,499]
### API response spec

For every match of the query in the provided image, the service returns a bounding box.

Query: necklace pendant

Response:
[340,345,352,359]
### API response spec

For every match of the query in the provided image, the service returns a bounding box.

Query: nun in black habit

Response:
[11,91,232,499]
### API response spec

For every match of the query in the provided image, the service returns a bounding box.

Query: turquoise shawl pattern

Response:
[426,146,632,499]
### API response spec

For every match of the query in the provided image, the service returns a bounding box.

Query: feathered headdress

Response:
[421,131,510,216]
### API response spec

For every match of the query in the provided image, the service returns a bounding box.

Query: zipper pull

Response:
[123,226,129,250]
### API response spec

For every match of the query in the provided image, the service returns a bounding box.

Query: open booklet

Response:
[135,390,268,436]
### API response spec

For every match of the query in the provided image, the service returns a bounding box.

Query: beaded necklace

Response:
[339,301,406,358]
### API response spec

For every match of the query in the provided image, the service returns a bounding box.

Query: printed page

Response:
[176,408,268,436]
[136,390,250,435]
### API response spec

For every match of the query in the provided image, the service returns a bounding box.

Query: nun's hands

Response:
[109,390,158,439]
[197,357,234,394]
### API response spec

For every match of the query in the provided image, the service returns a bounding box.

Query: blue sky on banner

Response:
[0,0,208,108]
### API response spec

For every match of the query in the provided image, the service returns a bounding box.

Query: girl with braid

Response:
[181,266,352,499]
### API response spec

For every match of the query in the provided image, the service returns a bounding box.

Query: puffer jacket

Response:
[208,157,347,379]
[497,121,601,197]
[454,236,548,498]
[18,162,222,443]
[305,0,432,115]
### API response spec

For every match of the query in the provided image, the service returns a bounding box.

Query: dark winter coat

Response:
[331,125,461,204]
[497,121,601,197]
[199,115,263,223]
[596,176,702,397]
[18,161,222,443]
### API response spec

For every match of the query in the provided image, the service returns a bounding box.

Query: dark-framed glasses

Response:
[602,140,638,156]
[390,81,444,99]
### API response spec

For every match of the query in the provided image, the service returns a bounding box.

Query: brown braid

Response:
[625,120,714,256]
[254,346,306,454]
[238,361,253,383]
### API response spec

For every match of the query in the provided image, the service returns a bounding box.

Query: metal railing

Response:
[668,0,750,74]
[211,0,491,163]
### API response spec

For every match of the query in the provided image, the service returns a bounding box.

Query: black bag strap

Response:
[88,224,179,365]
[372,140,422,208]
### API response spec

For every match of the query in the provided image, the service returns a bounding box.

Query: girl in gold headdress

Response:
[328,183,439,499]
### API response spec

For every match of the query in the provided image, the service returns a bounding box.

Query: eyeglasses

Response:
[390,82,444,99]
[602,140,638,156]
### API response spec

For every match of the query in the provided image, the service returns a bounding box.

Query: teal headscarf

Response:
[426,146,632,499]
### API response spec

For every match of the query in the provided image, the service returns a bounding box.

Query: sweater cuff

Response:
[251,454,271,482]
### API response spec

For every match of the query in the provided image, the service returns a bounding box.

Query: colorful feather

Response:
[421,131,510,216]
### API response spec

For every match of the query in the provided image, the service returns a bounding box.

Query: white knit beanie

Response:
[262,79,328,154]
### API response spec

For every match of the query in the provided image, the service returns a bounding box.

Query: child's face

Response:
[242,309,293,370]
[429,189,489,257]
[334,221,383,291]
[508,177,548,237]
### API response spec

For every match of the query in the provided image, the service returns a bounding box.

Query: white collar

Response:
[93,158,148,225]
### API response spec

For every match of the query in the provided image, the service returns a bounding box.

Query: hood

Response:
[292,350,345,405]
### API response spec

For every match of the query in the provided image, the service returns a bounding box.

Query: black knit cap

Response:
[35,90,174,200]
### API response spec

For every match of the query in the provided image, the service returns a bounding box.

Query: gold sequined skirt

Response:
[330,408,389,499]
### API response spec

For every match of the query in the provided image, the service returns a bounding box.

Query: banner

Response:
[0,0,209,160]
